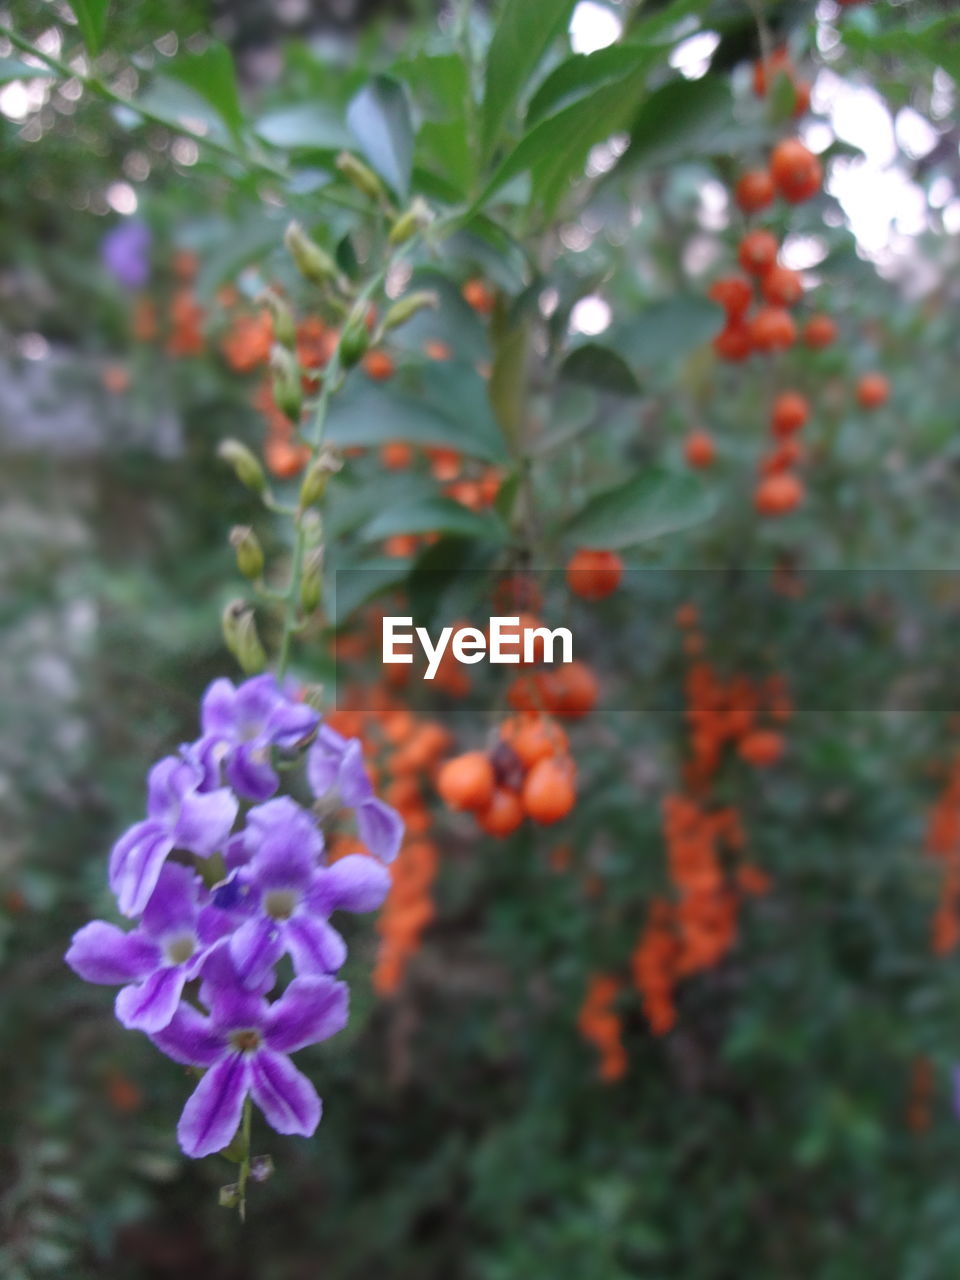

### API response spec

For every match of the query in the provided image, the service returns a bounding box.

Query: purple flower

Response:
[108,751,238,918]
[307,726,403,863]
[216,797,390,988]
[150,951,348,1158]
[101,220,151,290]
[65,863,234,1032]
[200,675,320,802]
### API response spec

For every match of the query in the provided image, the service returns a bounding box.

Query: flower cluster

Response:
[66,674,403,1159]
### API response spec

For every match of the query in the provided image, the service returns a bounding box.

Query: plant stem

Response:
[236,1096,253,1223]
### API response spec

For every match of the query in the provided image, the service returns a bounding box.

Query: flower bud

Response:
[336,150,386,202]
[218,439,267,496]
[260,289,296,350]
[219,1184,240,1209]
[229,525,264,580]
[382,290,438,331]
[299,547,324,615]
[284,221,337,286]
[301,508,324,547]
[301,682,325,712]
[339,312,370,368]
[299,450,342,509]
[270,344,303,423]
[388,196,433,246]
[222,599,267,674]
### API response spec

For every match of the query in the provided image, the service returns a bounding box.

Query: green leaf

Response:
[166,41,244,137]
[526,43,654,125]
[609,296,723,368]
[255,104,352,150]
[327,556,413,625]
[564,468,716,548]
[68,0,110,56]
[130,78,233,143]
[194,212,289,304]
[326,366,509,463]
[480,0,577,161]
[620,74,731,171]
[559,343,640,395]
[346,76,414,198]
[0,58,55,84]
[362,497,508,544]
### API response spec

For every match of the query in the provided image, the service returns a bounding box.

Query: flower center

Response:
[264,889,298,920]
[165,935,196,966]
[230,1029,261,1053]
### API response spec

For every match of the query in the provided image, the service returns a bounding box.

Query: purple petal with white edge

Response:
[199,944,272,1025]
[249,1048,321,1137]
[246,797,321,889]
[140,861,202,939]
[226,743,278,802]
[200,677,239,737]
[115,965,187,1032]
[306,725,347,797]
[285,914,347,977]
[235,673,284,724]
[109,821,174,917]
[65,921,160,984]
[188,734,229,792]
[177,1052,249,1159]
[310,854,392,915]
[150,1002,224,1067]
[173,784,238,857]
[229,915,285,989]
[265,699,319,750]
[263,975,349,1053]
[336,739,374,807]
[356,798,404,865]
[145,755,184,821]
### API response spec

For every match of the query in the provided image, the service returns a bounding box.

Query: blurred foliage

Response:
[2,0,960,1277]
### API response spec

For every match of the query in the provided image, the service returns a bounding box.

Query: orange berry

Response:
[437,751,495,812]
[462,278,496,315]
[476,786,525,836]
[539,661,599,719]
[856,372,890,409]
[770,391,808,436]
[500,714,569,769]
[522,756,577,825]
[684,429,715,469]
[750,306,796,353]
[792,79,811,117]
[708,276,753,319]
[424,339,451,361]
[384,534,418,558]
[734,170,775,214]
[760,264,803,307]
[380,440,413,470]
[761,439,804,475]
[363,349,395,381]
[803,313,837,349]
[755,471,804,516]
[427,447,461,481]
[738,229,778,276]
[713,323,753,362]
[265,437,310,479]
[566,548,623,601]
[738,729,784,767]
[769,139,822,203]
[752,47,792,98]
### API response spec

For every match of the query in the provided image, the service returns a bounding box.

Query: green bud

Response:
[301,683,325,712]
[388,196,432,246]
[299,450,342,509]
[260,289,296,350]
[218,439,267,496]
[339,312,370,368]
[222,599,267,674]
[219,1184,240,1209]
[336,150,386,202]
[229,525,264,581]
[270,344,303,423]
[299,547,324,615]
[284,221,337,286]
[382,290,438,331]
[249,1155,275,1184]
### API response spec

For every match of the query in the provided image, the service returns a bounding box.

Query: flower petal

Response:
[115,965,187,1032]
[173,785,238,857]
[356,798,404,865]
[198,943,272,1024]
[306,725,347,797]
[264,975,349,1054]
[229,915,285,990]
[266,699,319,750]
[65,921,160,984]
[226,744,279,802]
[336,740,374,808]
[246,797,321,889]
[200,677,238,737]
[249,1048,321,1137]
[177,1052,249,1159]
[108,820,174,917]
[140,861,202,939]
[309,855,391,916]
[150,1002,224,1067]
[285,914,347,977]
